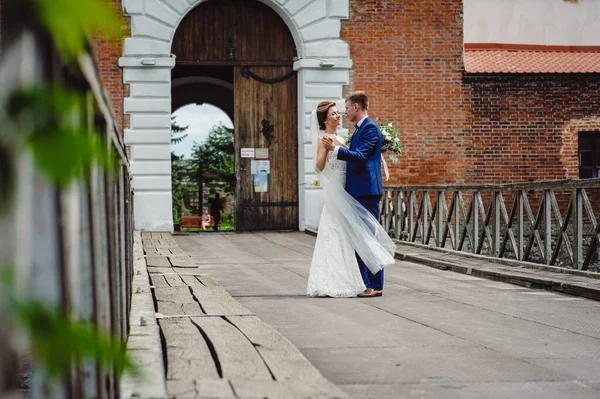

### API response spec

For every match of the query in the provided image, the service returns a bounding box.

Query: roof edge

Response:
[464,43,600,52]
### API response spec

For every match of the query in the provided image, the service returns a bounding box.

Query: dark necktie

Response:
[354,124,360,132]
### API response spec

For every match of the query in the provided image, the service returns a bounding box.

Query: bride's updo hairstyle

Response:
[316,101,336,130]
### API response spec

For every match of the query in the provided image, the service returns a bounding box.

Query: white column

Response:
[294,59,352,231]
[119,56,176,231]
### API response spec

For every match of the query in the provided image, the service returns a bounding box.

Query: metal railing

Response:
[382,179,600,271]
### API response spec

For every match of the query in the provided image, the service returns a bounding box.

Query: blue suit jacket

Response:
[336,117,383,197]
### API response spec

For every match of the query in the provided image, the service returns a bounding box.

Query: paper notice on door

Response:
[241,148,255,158]
[250,160,257,174]
[256,160,270,174]
[255,148,269,159]
[253,173,268,192]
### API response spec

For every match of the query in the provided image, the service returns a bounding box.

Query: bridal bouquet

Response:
[345,120,403,164]
[380,122,403,163]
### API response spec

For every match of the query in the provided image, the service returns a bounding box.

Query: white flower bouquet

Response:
[345,121,403,163]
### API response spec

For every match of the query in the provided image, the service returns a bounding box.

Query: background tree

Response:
[192,124,235,210]
[171,116,193,224]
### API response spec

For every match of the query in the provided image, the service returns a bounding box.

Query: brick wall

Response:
[465,74,600,184]
[340,0,467,186]
[91,0,130,134]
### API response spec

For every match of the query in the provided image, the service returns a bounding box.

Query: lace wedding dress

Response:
[307,134,366,297]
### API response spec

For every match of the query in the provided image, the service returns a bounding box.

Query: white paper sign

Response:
[250,160,258,174]
[256,160,270,174]
[241,148,255,158]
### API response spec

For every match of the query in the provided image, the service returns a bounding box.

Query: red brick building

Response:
[463,44,600,183]
[92,0,600,230]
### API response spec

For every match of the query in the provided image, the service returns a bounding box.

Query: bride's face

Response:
[325,106,341,130]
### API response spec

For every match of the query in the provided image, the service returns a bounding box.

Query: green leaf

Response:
[11,300,138,380]
[8,86,81,133]
[0,267,14,286]
[1,270,138,380]
[28,126,106,186]
[7,87,115,186]
[34,0,122,61]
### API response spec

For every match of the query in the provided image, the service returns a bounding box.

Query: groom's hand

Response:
[322,136,335,151]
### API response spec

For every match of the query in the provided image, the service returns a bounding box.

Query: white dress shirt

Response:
[334,115,368,157]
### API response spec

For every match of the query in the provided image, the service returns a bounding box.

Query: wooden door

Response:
[234,66,298,230]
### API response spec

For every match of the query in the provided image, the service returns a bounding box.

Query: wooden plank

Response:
[164,274,187,287]
[226,316,291,348]
[150,274,170,289]
[476,193,493,255]
[189,317,273,380]
[141,232,152,239]
[230,379,348,398]
[159,318,220,381]
[180,274,221,287]
[187,284,253,315]
[146,256,171,267]
[154,286,204,316]
[257,346,327,383]
[499,193,519,259]
[581,189,600,270]
[147,267,177,274]
[523,193,546,263]
[550,192,573,266]
[441,192,456,249]
[167,379,234,399]
[169,256,196,267]
[457,192,474,251]
[169,247,185,255]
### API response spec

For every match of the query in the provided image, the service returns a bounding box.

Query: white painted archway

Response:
[119,0,352,231]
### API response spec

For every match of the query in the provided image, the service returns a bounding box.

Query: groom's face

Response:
[345,100,358,123]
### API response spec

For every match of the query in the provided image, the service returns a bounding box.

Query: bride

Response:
[306,101,396,298]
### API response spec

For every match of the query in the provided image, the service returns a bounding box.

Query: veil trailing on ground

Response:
[311,110,396,274]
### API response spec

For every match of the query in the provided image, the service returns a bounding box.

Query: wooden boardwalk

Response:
[128,232,347,399]
[172,232,600,399]
[122,231,600,399]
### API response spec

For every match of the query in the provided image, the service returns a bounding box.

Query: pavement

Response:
[171,231,600,399]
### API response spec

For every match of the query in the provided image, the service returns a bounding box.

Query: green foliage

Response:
[6,87,113,186]
[12,301,137,380]
[0,0,135,385]
[192,124,235,194]
[1,269,138,381]
[220,210,234,231]
[33,0,122,62]
[171,116,192,223]
[171,159,195,224]
[171,116,189,146]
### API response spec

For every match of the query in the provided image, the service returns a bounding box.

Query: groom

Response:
[323,91,384,298]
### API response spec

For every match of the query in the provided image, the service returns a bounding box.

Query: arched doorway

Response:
[171,101,234,231]
[171,0,298,230]
[120,0,352,232]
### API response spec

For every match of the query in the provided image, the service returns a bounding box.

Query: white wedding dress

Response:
[307,134,367,297]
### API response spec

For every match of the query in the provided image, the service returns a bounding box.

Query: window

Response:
[578,132,600,178]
